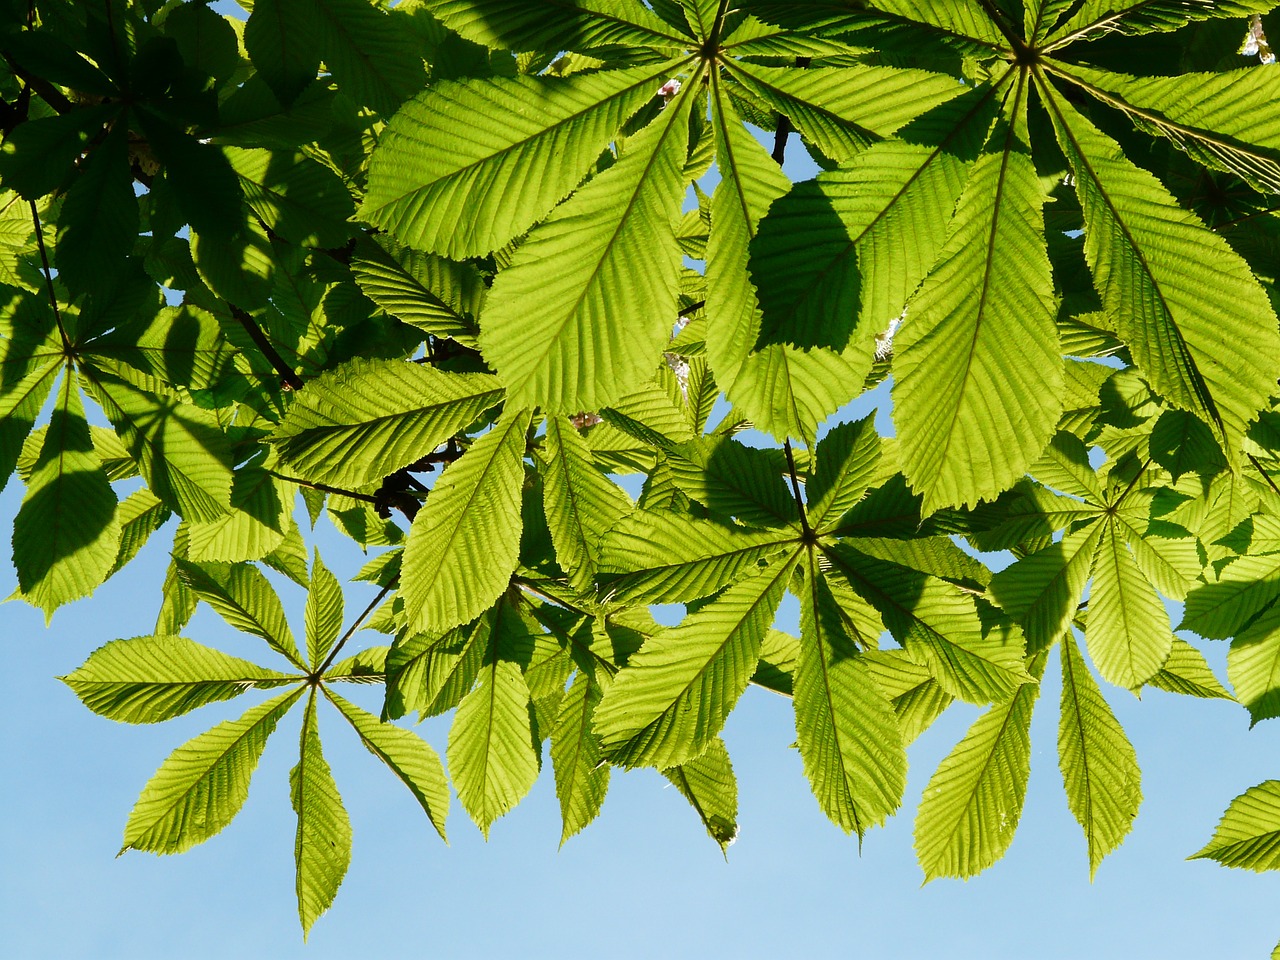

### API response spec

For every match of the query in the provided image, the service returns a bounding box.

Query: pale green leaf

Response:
[61,635,298,724]
[418,0,689,51]
[1227,604,1280,725]
[121,688,304,855]
[1087,520,1173,690]
[186,465,290,564]
[225,146,354,249]
[894,77,1062,512]
[304,0,425,115]
[269,358,504,489]
[305,550,345,669]
[479,86,694,411]
[594,553,797,769]
[807,415,882,532]
[291,693,351,939]
[328,689,449,840]
[861,649,954,746]
[384,621,486,720]
[913,656,1043,880]
[175,559,305,669]
[1059,632,1141,879]
[794,554,907,836]
[661,737,739,853]
[1191,779,1280,871]
[13,374,119,618]
[361,64,679,258]
[401,409,531,635]
[550,671,610,845]
[665,435,799,526]
[1147,637,1232,700]
[350,241,483,346]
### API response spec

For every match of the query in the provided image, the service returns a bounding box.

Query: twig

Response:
[783,439,813,539]
[230,305,304,390]
[265,471,380,504]
[28,200,69,353]
[313,577,399,680]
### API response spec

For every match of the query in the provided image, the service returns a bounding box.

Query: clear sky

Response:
[5,8,1280,955]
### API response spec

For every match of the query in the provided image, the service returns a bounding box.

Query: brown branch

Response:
[230,305,304,390]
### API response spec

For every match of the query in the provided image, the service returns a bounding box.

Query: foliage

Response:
[5,0,1280,942]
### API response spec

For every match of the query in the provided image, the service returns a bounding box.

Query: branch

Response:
[230,305,304,390]
[28,200,70,353]
[783,439,813,539]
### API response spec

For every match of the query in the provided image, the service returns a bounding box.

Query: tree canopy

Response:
[5,0,1280,943]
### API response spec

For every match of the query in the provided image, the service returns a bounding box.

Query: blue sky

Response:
[5,6,1280,955]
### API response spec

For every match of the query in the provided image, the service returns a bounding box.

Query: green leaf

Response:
[893,75,1061,512]
[244,0,319,106]
[793,554,907,836]
[269,358,504,489]
[328,690,449,840]
[401,408,531,635]
[305,550,345,669]
[61,635,298,725]
[447,602,541,837]
[599,511,795,604]
[1147,638,1232,700]
[807,415,882,532]
[1087,520,1173,691]
[13,374,120,618]
[54,121,136,297]
[550,671,611,845]
[861,649,954,746]
[1181,553,1280,640]
[1059,632,1141,879]
[913,655,1043,881]
[186,466,290,565]
[384,622,486,720]
[665,435,799,526]
[291,693,352,939]
[361,64,679,258]
[661,737,739,853]
[225,146,354,249]
[109,488,170,576]
[1227,604,1280,726]
[1041,83,1280,453]
[988,522,1104,655]
[83,368,234,523]
[539,415,634,594]
[121,687,304,855]
[725,60,963,163]
[827,544,1031,704]
[304,0,426,115]
[594,553,797,769]
[175,559,306,669]
[1191,779,1280,872]
[350,241,483,346]
[479,84,694,411]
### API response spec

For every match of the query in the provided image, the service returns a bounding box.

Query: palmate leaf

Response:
[703,72,872,444]
[750,85,997,353]
[305,550,344,669]
[121,687,305,855]
[12,373,119,617]
[1192,779,1280,872]
[1040,83,1280,454]
[725,60,963,164]
[327,690,450,841]
[479,83,696,412]
[598,511,796,604]
[291,693,351,940]
[401,408,531,636]
[82,367,234,523]
[418,0,690,52]
[1059,632,1141,879]
[1087,519,1173,691]
[913,653,1044,882]
[53,121,136,298]
[825,544,1031,704]
[384,622,487,721]
[861,649,954,746]
[61,635,298,724]
[175,559,306,669]
[447,600,541,837]
[893,72,1062,513]
[539,415,634,594]
[269,358,504,490]
[1181,553,1280,640]
[361,63,681,258]
[794,553,907,837]
[550,671,611,845]
[594,552,798,769]
[661,737,739,854]
[225,146,354,249]
[665,435,799,526]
